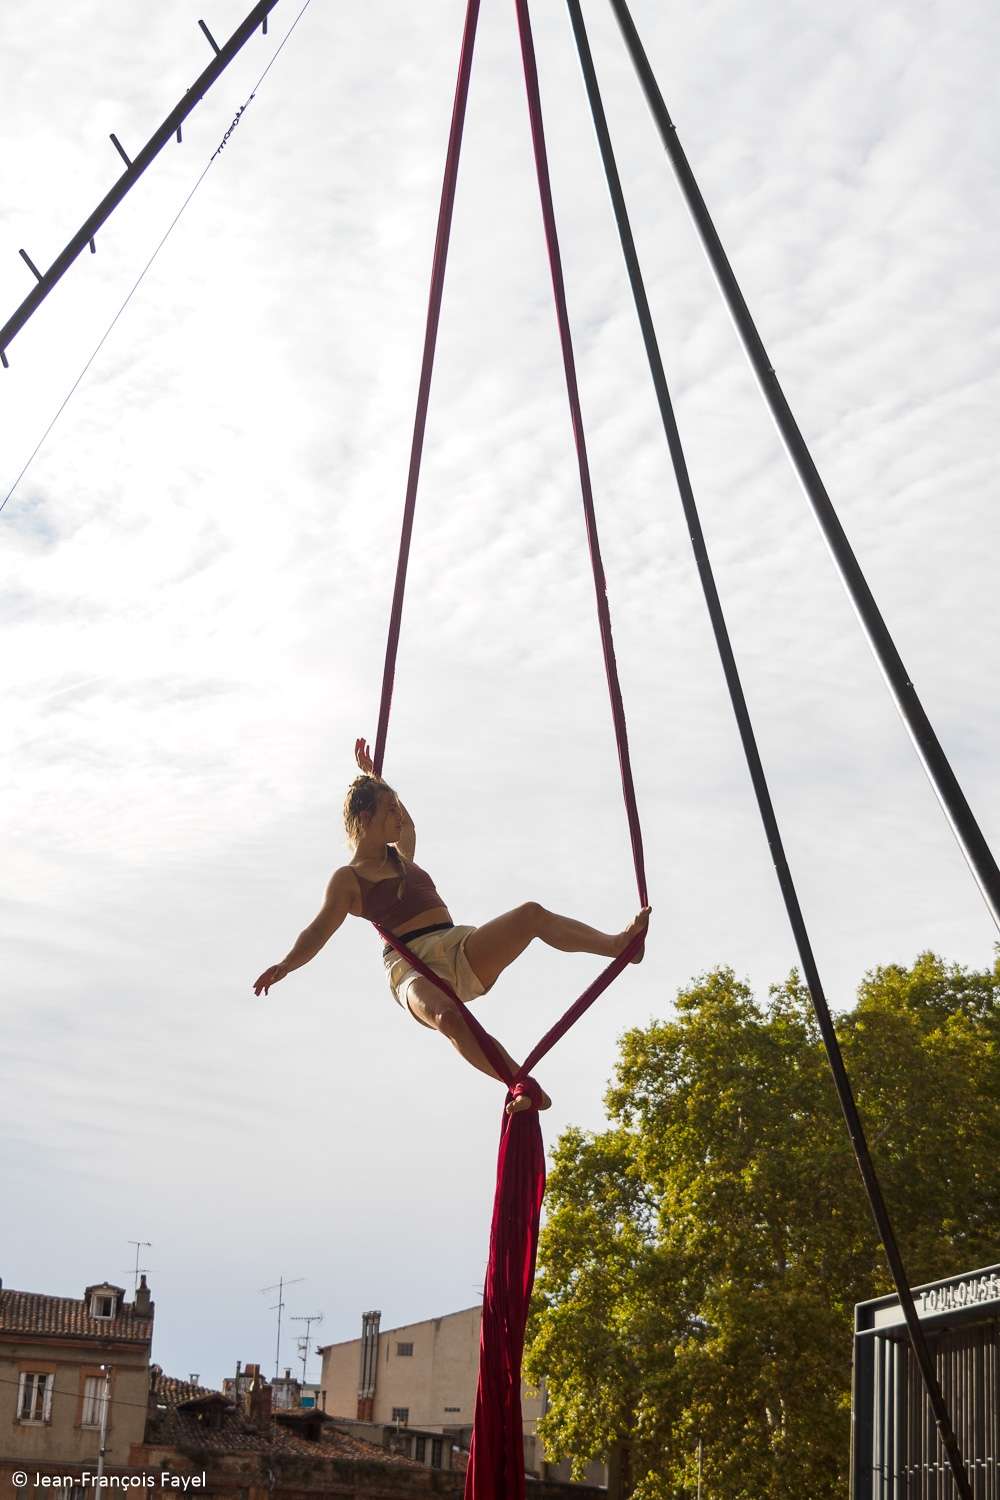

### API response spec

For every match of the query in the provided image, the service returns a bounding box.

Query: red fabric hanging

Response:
[371,0,482,779]
[370,1,647,1495]
[375,922,645,1500]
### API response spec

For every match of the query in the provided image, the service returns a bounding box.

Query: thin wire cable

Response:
[0,0,314,519]
[0,1368,197,1413]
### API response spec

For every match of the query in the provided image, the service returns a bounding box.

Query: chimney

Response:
[134,1275,152,1316]
[249,1373,273,1434]
[357,1310,381,1421]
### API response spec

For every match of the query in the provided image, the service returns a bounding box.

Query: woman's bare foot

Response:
[506,1086,552,1116]
[615,906,651,962]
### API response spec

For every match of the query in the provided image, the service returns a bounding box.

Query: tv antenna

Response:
[126,1240,152,1290]
[260,1275,304,1380]
[291,1313,324,1383]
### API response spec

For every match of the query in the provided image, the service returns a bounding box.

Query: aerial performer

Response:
[253,739,651,1113]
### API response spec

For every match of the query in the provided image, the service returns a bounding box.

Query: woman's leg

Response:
[404,977,550,1113]
[463,901,650,994]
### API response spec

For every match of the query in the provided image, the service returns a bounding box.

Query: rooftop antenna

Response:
[126,1240,152,1291]
[291,1313,324,1383]
[260,1276,304,1381]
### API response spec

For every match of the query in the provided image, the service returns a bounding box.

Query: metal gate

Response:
[853,1264,1000,1498]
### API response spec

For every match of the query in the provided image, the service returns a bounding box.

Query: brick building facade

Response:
[0,1274,154,1489]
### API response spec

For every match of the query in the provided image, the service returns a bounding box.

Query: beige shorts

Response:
[383,924,485,1025]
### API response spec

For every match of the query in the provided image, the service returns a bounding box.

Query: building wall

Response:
[522,1380,606,1486]
[319,1309,606,1485]
[321,1306,481,1431]
[0,1336,149,1468]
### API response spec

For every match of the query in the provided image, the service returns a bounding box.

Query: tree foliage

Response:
[525,953,1000,1499]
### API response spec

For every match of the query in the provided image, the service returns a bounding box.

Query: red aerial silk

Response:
[375,926,646,1500]
[371,2,648,1496]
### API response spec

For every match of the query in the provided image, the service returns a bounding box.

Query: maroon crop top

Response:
[353,853,449,930]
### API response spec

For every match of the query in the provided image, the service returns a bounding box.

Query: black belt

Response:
[382,921,454,958]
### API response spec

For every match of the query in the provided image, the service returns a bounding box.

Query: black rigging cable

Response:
[0,0,314,519]
[571,2,976,1493]
[0,0,282,363]
[604,0,1000,939]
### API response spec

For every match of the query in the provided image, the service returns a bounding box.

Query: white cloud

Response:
[2,0,998,1386]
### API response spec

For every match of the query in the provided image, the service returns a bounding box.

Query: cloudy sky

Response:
[2,0,998,1394]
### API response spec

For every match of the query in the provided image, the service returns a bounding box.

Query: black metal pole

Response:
[0,0,281,364]
[569,4,973,1495]
[606,0,1000,938]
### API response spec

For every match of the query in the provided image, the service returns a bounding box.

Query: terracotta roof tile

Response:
[148,1374,422,1467]
[154,1375,219,1406]
[0,1287,154,1344]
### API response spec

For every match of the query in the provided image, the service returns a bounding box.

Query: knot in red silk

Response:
[509,1076,544,1110]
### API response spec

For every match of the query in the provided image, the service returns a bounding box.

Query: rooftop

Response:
[0,1283,154,1345]
[148,1373,422,1466]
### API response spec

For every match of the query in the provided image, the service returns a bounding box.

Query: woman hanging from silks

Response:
[253,739,651,1113]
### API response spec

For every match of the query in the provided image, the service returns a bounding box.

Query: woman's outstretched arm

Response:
[253,866,357,996]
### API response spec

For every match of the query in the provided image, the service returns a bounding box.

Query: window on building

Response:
[415,1436,427,1463]
[18,1371,53,1423]
[391,1406,409,1424]
[81,1375,107,1428]
[431,1437,443,1468]
[90,1293,115,1318]
[396,1341,414,1356]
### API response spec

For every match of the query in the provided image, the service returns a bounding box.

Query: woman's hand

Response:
[355,737,375,775]
[253,963,288,996]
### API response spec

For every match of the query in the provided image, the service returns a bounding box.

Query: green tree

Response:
[525,953,1000,1499]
